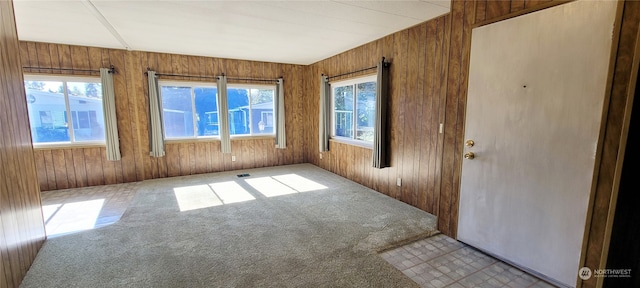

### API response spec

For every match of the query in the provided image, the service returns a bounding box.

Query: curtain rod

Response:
[227,77,281,83]
[22,65,116,74]
[326,65,377,81]
[145,68,281,83]
[148,72,219,80]
[325,57,388,81]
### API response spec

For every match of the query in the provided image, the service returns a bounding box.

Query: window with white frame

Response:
[331,75,377,143]
[227,84,275,136]
[159,82,275,139]
[160,81,218,139]
[24,75,105,144]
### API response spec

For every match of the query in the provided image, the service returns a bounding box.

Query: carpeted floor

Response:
[21,164,438,288]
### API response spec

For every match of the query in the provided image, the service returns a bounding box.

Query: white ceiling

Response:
[13,0,450,65]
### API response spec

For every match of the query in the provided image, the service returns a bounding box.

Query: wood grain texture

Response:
[301,0,632,246]
[582,1,639,287]
[303,16,452,232]
[0,2,46,287]
[11,3,636,287]
[304,0,640,287]
[21,41,305,190]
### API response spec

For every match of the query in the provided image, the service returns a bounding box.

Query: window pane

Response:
[78,111,90,129]
[355,81,376,142]
[71,111,79,129]
[227,88,250,135]
[162,86,194,138]
[251,89,274,134]
[68,81,105,141]
[194,87,218,136]
[25,81,70,143]
[333,85,354,138]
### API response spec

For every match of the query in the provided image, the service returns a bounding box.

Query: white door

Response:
[457,1,617,287]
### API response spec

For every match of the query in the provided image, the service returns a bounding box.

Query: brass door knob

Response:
[465,140,475,147]
[464,152,475,160]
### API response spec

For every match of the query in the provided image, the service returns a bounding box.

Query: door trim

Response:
[593,9,640,288]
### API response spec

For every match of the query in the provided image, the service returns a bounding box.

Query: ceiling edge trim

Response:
[81,0,131,50]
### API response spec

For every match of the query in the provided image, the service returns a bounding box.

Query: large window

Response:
[160,82,218,139]
[159,82,275,139]
[331,75,376,143]
[24,75,105,144]
[227,85,275,136]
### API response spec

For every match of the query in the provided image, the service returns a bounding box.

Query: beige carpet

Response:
[21,164,438,288]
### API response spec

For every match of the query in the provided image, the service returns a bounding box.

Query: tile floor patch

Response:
[40,182,137,237]
[380,233,559,288]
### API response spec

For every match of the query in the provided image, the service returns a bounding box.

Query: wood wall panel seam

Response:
[1,1,46,286]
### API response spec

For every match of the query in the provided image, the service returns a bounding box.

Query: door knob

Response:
[464,152,475,160]
[465,140,475,147]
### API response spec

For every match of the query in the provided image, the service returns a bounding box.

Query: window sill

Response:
[231,135,276,141]
[165,137,220,144]
[165,135,275,144]
[329,138,373,150]
[33,142,106,150]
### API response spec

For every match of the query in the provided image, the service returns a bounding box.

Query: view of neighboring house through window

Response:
[160,82,218,139]
[159,82,275,139]
[331,75,376,143]
[24,75,105,144]
[228,84,275,136]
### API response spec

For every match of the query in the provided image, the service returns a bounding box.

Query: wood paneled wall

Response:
[0,1,46,287]
[12,1,639,287]
[19,43,305,191]
[304,15,452,225]
[303,0,562,238]
[303,2,640,287]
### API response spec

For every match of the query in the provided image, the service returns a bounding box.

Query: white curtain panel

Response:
[217,75,231,154]
[275,78,286,149]
[100,68,121,161]
[318,75,330,152]
[147,71,165,157]
[373,59,389,169]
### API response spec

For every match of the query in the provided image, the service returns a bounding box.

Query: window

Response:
[24,75,105,144]
[227,85,275,136]
[159,82,275,139]
[159,82,218,139]
[331,75,376,143]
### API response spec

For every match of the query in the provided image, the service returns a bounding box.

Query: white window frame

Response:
[226,83,276,137]
[159,80,218,140]
[330,74,377,147]
[23,74,105,147]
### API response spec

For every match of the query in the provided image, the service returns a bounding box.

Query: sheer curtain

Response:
[100,68,121,161]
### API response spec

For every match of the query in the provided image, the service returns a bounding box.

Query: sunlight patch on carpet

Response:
[245,174,328,198]
[174,185,223,212]
[209,181,255,204]
[245,177,298,197]
[272,174,328,192]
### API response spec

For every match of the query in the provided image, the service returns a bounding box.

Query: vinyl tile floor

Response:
[41,183,557,288]
[380,234,559,288]
[40,182,138,238]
